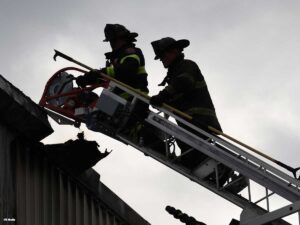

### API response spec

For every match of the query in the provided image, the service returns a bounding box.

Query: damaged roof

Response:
[0,74,53,140]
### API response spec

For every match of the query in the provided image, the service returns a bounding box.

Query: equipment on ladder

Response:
[165,205,206,225]
[39,66,132,137]
[39,50,300,225]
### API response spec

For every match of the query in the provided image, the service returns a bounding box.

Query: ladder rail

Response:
[117,128,293,225]
[214,139,300,188]
[104,81,300,224]
[154,108,300,189]
[117,135,250,209]
[146,113,300,202]
[210,132,300,187]
[110,81,300,188]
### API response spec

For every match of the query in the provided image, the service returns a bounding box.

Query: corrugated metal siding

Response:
[0,123,15,224]
[14,143,127,225]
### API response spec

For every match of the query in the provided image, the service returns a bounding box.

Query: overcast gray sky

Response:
[1,0,300,224]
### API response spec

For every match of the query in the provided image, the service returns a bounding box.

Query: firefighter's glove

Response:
[150,90,170,107]
[76,70,100,87]
[150,95,164,107]
[76,76,87,87]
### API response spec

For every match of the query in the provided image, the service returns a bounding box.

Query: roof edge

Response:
[0,74,53,140]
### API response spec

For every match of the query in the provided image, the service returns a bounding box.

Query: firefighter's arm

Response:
[150,71,196,106]
[150,88,170,106]
[76,69,102,87]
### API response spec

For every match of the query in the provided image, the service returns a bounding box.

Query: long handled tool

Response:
[53,49,300,179]
[208,126,300,179]
[54,50,148,97]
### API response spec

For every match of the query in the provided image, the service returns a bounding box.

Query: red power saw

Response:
[39,67,110,127]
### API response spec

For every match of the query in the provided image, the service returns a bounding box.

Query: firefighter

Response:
[77,23,149,96]
[150,37,222,169]
[101,24,149,97]
[76,24,149,140]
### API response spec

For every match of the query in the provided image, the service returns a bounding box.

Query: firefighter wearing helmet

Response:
[76,24,149,140]
[150,37,223,170]
[77,24,149,97]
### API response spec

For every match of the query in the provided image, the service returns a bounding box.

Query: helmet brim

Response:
[153,39,190,60]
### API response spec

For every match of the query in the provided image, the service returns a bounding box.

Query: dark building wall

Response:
[14,140,142,225]
[0,74,150,225]
[0,123,16,223]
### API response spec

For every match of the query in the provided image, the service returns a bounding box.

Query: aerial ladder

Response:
[39,50,300,225]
